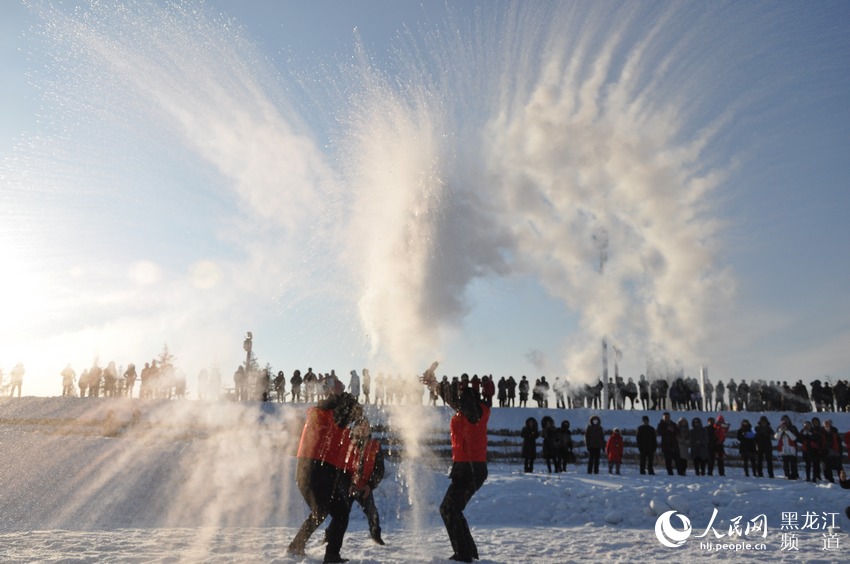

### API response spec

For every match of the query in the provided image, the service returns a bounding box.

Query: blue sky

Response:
[1,1,848,397]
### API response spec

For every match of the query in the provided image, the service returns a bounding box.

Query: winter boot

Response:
[370,527,385,545]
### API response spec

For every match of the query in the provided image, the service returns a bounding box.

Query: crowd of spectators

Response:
[519,411,849,483]
[1,361,839,414]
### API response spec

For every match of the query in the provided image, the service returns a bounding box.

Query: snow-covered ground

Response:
[2,397,850,563]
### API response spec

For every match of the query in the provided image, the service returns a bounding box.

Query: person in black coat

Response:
[521,417,539,473]
[657,412,678,476]
[557,420,574,471]
[800,420,824,482]
[737,419,757,477]
[585,415,605,474]
[519,376,530,407]
[705,417,718,476]
[822,419,844,483]
[636,415,657,475]
[754,416,775,478]
[690,418,710,476]
[540,416,560,473]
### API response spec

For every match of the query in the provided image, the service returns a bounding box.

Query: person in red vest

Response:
[423,364,490,563]
[288,391,365,564]
[344,419,386,545]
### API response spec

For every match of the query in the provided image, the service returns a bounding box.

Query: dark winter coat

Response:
[585,418,605,449]
[689,424,710,460]
[737,424,757,456]
[521,423,539,459]
[636,423,657,454]
[800,427,823,457]
[542,426,560,459]
[754,422,774,454]
[823,426,843,458]
[657,420,679,456]
[676,420,690,459]
[557,424,573,457]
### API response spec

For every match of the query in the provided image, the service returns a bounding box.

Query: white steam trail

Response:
[337,3,734,379]
[16,2,736,381]
[13,0,353,381]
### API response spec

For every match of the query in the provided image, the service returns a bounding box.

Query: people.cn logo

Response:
[655,510,693,547]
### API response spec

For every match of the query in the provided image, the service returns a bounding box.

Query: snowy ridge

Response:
[2,397,850,562]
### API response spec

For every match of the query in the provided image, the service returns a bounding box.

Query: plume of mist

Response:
[525,350,546,372]
[334,3,733,379]
[8,1,737,389]
[40,400,304,532]
[8,0,354,385]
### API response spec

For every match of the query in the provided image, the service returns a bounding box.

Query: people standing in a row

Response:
[47,362,850,413]
[520,417,575,474]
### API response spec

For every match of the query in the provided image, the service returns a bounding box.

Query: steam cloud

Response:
[335,3,734,378]
[6,1,735,385]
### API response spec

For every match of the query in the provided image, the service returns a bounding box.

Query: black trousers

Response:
[587,448,601,474]
[782,455,799,479]
[804,452,821,481]
[663,452,676,475]
[756,450,774,477]
[440,461,488,562]
[290,458,352,559]
[639,451,655,474]
[823,454,841,483]
[352,489,381,536]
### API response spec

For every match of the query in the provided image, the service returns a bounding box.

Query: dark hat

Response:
[332,392,363,427]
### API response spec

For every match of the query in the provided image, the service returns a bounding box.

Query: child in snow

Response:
[606,428,624,475]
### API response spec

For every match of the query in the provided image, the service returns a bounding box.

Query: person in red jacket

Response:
[606,428,625,475]
[288,392,364,564]
[347,419,386,545]
[423,364,490,564]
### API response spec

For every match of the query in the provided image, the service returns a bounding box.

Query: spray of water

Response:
[332,3,734,379]
[8,1,737,387]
